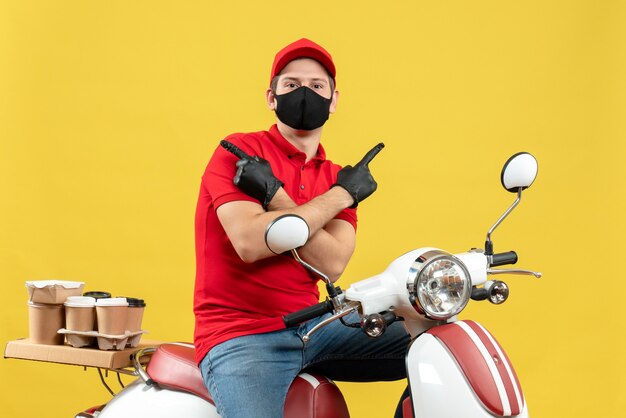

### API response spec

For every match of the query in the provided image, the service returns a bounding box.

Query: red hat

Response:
[270,38,336,85]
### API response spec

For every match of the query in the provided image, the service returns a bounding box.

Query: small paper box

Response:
[26,280,85,304]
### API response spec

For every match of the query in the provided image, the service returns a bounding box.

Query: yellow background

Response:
[1,1,624,417]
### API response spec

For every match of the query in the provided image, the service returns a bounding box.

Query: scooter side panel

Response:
[428,320,525,416]
[98,379,220,418]
[406,332,528,418]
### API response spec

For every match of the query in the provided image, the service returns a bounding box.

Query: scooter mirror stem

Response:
[291,249,331,285]
[291,249,341,299]
[485,188,523,256]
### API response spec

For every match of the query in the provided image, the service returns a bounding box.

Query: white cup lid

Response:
[96,297,129,307]
[64,296,96,307]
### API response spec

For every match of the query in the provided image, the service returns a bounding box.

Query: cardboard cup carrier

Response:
[28,302,65,345]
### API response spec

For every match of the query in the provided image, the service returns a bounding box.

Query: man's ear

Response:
[266,88,277,111]
[330,89,339,114]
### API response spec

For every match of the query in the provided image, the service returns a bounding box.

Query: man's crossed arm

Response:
[216,141,384,282]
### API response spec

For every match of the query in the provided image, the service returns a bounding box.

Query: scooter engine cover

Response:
[427,320,525,417]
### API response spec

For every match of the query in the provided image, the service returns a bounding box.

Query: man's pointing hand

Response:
[332,143,385,208]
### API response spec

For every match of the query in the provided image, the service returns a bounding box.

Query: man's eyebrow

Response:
[280,76,329,83]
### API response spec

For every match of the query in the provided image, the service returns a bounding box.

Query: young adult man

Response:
[194,38,409,417]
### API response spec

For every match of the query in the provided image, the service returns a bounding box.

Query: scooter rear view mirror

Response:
[500,152,538,193]
[264,214,310,254]
[265,214,332,286]
[485,152,538,256]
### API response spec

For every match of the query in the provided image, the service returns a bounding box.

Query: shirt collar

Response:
[268,124,327,163]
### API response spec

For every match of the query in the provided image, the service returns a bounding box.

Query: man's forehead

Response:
[277,58,332,80]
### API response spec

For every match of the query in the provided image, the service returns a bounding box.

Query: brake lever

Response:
[301,301,360,343]
[488,268,542,278]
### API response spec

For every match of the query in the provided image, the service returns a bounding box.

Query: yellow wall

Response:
[1,1,624,417]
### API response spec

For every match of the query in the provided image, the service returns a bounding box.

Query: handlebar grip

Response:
[491,251,518,267]
[283,300,334,328]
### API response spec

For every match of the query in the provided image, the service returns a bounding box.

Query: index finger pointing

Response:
[356,142,385,166]
[220,140,251,160]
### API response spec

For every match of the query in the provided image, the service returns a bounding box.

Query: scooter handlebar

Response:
[283,300,334,328]
[491,251,518,267]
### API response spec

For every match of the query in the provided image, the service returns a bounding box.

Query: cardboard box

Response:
[26,280,85,304]
[4,338,163,370]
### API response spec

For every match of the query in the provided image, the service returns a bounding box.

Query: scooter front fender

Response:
[97,379,219,418]
[406,320,528,418]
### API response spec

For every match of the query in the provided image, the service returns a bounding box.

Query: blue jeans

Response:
[199,312,410,418]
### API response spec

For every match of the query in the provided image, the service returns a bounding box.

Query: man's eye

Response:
[286,83,298,88]
[313,84,323,89]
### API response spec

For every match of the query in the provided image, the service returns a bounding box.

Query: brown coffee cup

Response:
[82,291,111,331]
[121,297,146,332]
[64,296,96,332]
[28,302,65,345]
[95,298,129,335]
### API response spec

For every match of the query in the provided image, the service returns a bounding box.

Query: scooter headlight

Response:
[408,250,472,320]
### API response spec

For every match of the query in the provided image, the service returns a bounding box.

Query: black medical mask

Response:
[274,86,332,131]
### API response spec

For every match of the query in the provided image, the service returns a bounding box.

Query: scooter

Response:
[77,152,540,418]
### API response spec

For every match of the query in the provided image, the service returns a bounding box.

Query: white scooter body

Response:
[344,248,528,417]
[406,324,527,418]
[97,380,218,418]
[94,245,527,418]
[95,319,528,418]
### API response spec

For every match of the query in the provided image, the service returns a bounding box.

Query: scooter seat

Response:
[147,343,213,403]
[147,343,350,418]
